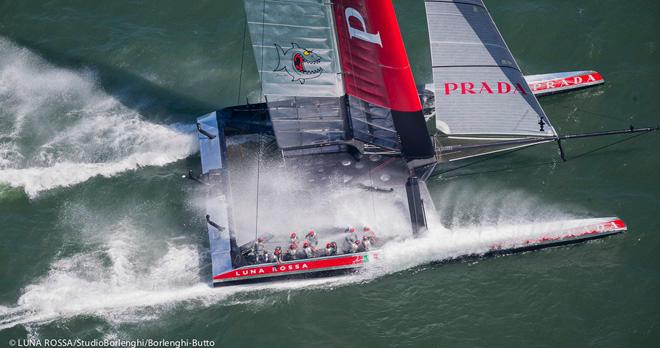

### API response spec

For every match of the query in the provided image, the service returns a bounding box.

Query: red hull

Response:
[525,70,605,96]
[213,218,626,285]
[213,252,375,285]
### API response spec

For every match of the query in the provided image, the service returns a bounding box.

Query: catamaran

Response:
[192,0,656,286]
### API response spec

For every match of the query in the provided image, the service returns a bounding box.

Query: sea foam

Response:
[0,38,198,198]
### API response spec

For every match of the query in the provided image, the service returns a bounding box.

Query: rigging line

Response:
[236,15,248,105]
[259,0,266,102]
[254,134,264,240]
[554,103,631,123]
[431,146,533,178]
[569,131,650,161]
[367,157,377,226]
[439,159,558,180]
[434,131,653,180]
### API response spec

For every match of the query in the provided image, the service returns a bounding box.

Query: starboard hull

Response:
[212,218,626,286]
[526,70,605,97]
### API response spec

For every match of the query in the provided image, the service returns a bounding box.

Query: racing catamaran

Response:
[193,0,656,286]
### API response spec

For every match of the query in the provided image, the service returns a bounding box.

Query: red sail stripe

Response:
[332,0,421,112]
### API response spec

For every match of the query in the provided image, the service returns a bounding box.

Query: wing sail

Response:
[424,0,557,160]
[332,0,434,161]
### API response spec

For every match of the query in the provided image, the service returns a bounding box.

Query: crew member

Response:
[361,235,371,251]
[343,235,354,253]
[302,242,313,259]
[286,243,298,261]
[254,237,266,263]
[290,232,299,247]
[345,227,358,242]
[305,230,318,248]
[343,227,358,253]
[273,246,283,264]
[350,239,360,253]
[325,242,335,256]
[363,226,377,243]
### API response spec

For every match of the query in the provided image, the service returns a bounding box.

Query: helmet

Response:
[364,227,370,232]
[290,232,297,239]
[355,240,361,245]
[349,227,356,233]
[303,242,309,248]
[307,230,316,236]
[326,242,332,248]
[363,236,368,240]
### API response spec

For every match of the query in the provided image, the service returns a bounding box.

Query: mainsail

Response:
[424,0,558,160]
[243,0,434,163]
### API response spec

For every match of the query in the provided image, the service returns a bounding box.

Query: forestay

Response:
[425,0,556,138]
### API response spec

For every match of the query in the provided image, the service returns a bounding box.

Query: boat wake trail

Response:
[0,216,347,331]
[0,181,596,332]
[0,38,197,198]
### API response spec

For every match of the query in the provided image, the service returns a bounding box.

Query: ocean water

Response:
[0,0,659,347]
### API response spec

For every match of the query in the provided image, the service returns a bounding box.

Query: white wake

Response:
[0,38,197,197]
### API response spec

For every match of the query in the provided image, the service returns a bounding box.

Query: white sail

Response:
[244,0,344,99]
[425,0,556,138]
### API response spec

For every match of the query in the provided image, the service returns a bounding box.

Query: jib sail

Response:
[424,0,557,160]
